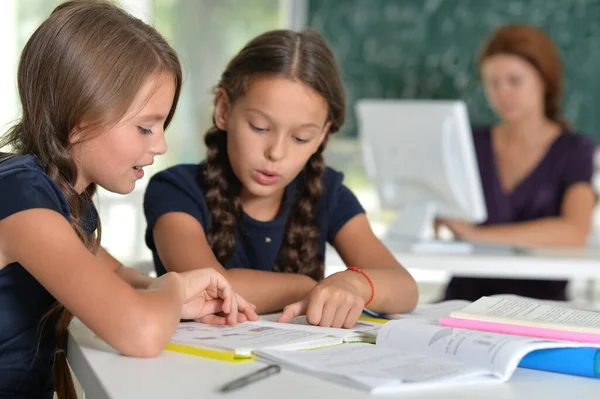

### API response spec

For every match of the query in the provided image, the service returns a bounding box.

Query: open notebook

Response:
[166,317,382,362]
[163,301,477,362]
[257,319,600,394]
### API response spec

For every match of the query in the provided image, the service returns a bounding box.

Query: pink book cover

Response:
[438,317,600,344]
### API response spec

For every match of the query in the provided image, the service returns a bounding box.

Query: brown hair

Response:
[478,24,569,129]
[0,1,182,397]
[203,29,345,281]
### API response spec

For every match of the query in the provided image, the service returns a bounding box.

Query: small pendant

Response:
[265,237,272,243]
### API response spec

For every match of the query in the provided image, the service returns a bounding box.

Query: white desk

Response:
[325,244,600,281]
[69,318,600,399]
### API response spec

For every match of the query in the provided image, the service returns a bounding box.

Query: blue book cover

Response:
[519,347,600,378]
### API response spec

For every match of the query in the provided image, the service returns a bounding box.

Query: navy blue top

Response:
[144,163,365,277]
[0,155,98,398]
[445,127,596,301]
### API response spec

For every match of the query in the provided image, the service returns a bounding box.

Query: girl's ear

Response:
[314,120,332,152]
[68,122,88,147]
[214,89,231,131]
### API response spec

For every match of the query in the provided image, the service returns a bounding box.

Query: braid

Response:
[9,117,102,398]
[38,140,101,399]
[6,124,101,398]
[203,127,242,266]
[275,149,327,281]
[44,149,100,250]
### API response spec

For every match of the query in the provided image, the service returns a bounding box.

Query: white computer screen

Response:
[356,99,487,239]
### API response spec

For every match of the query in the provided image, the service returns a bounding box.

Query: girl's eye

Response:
[249,122,268,133]
[294,137,309,144]
[137,126,153,135]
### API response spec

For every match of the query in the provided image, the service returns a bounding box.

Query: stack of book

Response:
[439,296,600,378]
[165,298,600,393]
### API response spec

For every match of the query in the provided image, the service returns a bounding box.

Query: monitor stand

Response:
[384,203,478,254]
[385,202,437,241]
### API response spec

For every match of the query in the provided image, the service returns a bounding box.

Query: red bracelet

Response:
[346,266,375,307]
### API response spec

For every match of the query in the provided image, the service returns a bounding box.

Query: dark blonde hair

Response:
[479,24,568,129]
[0,1,182,397]
[204,29,345,281]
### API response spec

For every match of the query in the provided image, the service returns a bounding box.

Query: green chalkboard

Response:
[308,0,600,140]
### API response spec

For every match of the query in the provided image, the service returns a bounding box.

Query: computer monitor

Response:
[355,99,487,240]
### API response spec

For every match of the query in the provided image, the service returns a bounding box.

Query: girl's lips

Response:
[254,170,280,185]
[133,166,144,179]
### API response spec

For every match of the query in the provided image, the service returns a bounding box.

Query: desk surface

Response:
[69,319,600,399]
[324,242,600,281]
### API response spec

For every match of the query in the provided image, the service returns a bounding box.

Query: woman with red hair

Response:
[441,24,596,301]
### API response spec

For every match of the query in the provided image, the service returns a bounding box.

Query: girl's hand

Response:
[177,269,257,325]
[197,293,258,325]
[277,271,367,328]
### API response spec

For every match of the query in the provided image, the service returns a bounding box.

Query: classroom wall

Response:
[307,0,600,140]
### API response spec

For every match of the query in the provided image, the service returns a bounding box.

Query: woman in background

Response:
[440,24,596,301]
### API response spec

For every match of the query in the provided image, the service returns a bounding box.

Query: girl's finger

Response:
[216,273,233,314]
[344,304,364,329]
[197,314,228,325]
[236,293,258,321]
[317,301,338,327]
[331,302,351,328]
[305,295,326,326]
[196,299,223,317]
[277,297,308,323]
[225,291,238,326]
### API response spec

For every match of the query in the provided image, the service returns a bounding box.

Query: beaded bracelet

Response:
[346,266,375,307]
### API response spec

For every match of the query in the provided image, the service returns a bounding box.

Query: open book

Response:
[166,318,381,360]
[386,299,471,322]
[257,319,600,394]
[439,296,600,343]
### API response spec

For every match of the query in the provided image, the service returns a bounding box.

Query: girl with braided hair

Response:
[145,29,418,328]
